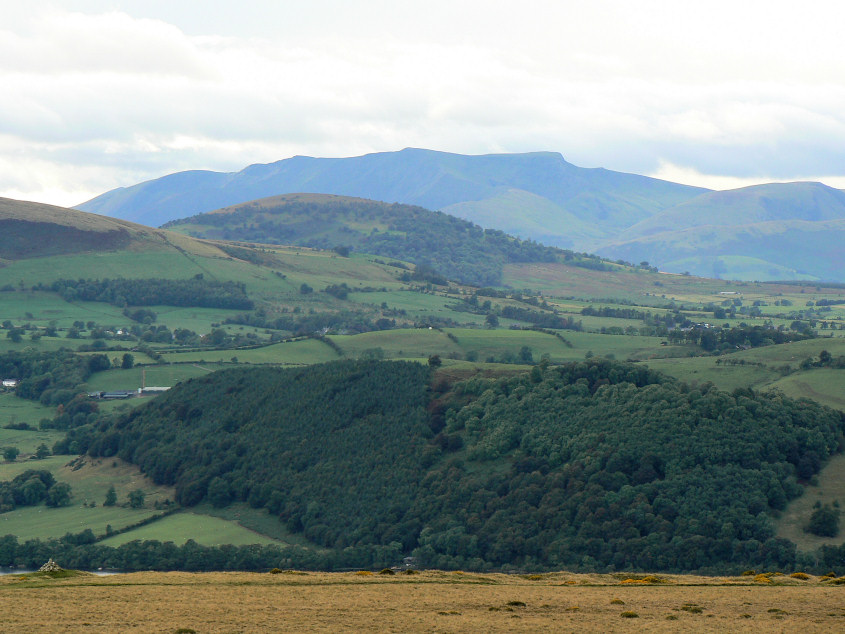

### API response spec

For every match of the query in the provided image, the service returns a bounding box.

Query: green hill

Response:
[0,196,227,261]
[70,358,843,573]
[599,218,845,281]
[594,183,845,281]
[163,193,585,286]
[624,182,845,237]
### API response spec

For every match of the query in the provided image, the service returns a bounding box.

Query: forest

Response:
[41,277,253,310]
[56,358,845,573]
[0,349,108,407]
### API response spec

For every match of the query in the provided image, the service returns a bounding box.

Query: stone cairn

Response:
[38,558,62,572]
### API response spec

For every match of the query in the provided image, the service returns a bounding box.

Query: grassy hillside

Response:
[163,193,565,286]
[0,197,225,262]
[625,182,845,237]
[595,183,845,281]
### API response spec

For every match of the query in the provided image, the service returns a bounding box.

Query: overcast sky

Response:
[3,0,845,206]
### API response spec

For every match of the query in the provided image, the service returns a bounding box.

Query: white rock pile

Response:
[38,558,62,572]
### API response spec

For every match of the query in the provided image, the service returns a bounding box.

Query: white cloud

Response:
[2,2,845,206]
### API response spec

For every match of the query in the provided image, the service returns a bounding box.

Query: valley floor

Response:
[2,569,844,632]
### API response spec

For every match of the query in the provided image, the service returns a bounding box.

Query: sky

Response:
[3,0,845,207]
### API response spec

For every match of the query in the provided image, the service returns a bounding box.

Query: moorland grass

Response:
[1,570,844,632]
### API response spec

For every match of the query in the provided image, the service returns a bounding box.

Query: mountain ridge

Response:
[77,148,708,237]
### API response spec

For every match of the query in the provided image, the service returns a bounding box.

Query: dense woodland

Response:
[0,349,107,407]
[0,470,71,513]
[166,198,586,286]
[41,277,253,310]
[58,359,845,573]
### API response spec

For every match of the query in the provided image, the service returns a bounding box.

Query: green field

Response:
[98,511,282,547]
[84,364,213,393]
[0,456,174,540]
[331,328,460,359]
[641,356,780,392]
[766,369,845,412]
[777,453,845,550]
[0,393,56,430]
[160,338,340,365]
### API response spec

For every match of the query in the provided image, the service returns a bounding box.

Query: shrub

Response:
[378,568,394,575]
[610,599,625,605]
[620,611,639,618]
[790,572,810,580]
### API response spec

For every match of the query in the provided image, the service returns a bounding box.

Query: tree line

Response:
[40,276,253,310]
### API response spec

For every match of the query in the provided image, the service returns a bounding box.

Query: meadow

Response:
[2,569,845,632]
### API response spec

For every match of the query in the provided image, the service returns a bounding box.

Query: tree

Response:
[806,504,840,537]
[428,354,442,369]
[104,485,117,507]
[46,482,72,507]
[299,283,313,295]
[519,346,534,364]
[207,477,231,508]
[35,443,50,459]
[6,329,23,343]
[485,313,499,328]
[121,353,134,370]
[2,446,19,462]
[128,489,146,509]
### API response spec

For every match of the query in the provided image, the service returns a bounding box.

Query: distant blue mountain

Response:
[77,148,845,281]
[76,148,707,246]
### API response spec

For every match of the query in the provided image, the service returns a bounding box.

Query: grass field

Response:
[0,393,56,430]
[160,338,340,365]
[2,570,845,632]
[98,511,282,547]
[0,427,63,456]
[766,370,845,411]
[83,364,213,393]
[331,328,460,359]
[642,356,782,392]
[777,454,845,551]
[0,456,174,540]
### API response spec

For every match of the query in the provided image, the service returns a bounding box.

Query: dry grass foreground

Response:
[1,569,844,632]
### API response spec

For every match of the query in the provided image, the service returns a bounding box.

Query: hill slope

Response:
[163,192,578,286]
[623,182,845,238]
[594,182,845,281]
[77,148,707,246]
[0,196,225,261]
[74,358,845,573]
